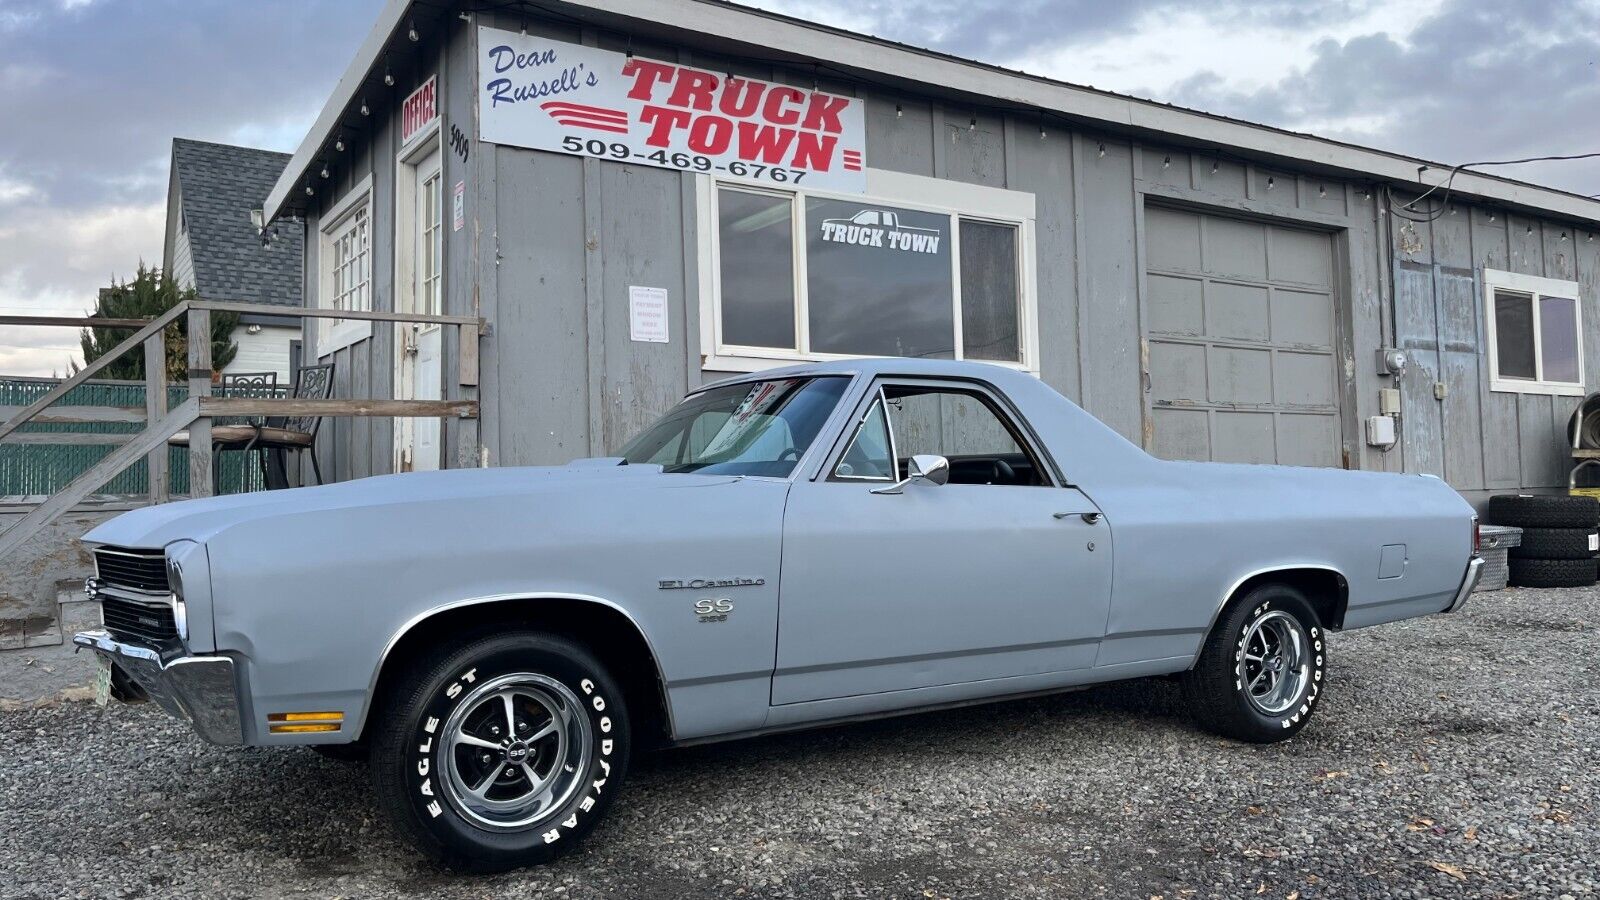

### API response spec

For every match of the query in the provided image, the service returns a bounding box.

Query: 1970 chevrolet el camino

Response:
[75,358,1480,869]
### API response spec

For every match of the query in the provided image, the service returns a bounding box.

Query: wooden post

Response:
[143,333,168,503]
[187,307,212,498]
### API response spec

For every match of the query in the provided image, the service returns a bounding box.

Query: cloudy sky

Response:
[1,0,1596,375]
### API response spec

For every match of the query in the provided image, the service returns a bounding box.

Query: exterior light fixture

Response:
[384,66,395,87]
[335,133,345,152]
[304,183,315,197]
[1211,160,1219,175]
[320,163,330,179]
[895,104,903,118]
[360,98,370,116]
[1267,176,1275,189]
[408,21,419,42]
[969,117,977,132]
[1319,185,1327,198]
[1097,142,1105,158]
[1162,156,1170,169]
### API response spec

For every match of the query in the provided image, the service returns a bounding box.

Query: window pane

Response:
[718,189,795,349]
[959,220,1020,361]
[806,198,953,358]
[834,398,894,480]
[1494,291,1536,380]
[1540,295,1580,383]
[884,387,1044,486]
[618,377,847,478]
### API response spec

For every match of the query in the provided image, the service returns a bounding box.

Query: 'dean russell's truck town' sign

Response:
[477,28,867,192]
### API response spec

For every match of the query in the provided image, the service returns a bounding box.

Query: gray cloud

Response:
[0,0,380,212]
[1157,0,1600,194]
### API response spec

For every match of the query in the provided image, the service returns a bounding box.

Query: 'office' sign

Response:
[477,28,867,193]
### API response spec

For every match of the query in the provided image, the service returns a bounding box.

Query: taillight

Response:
[1472,515,1481,556]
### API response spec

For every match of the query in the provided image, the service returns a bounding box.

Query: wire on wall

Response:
[1395,153,1600,223]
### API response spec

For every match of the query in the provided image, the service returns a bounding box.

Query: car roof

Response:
[696,358,1032,393]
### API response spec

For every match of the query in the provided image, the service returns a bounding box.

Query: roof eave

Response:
[268,0,1600,227]
[265,0,414,223]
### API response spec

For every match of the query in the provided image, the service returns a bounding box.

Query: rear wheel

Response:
[1182,584,1326,743]
[369,630,630,871]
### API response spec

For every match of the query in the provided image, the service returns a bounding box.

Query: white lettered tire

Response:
[1181,584,1326,743]
[370,630,629,870]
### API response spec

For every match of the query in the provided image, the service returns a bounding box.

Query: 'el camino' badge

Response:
[658,577,765,590]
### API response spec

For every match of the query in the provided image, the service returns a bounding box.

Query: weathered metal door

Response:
[1143,206,1343,466]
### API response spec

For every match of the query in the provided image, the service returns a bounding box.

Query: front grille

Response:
[94,548,170,595]
[92,547,179,645]
[100,596,180,645]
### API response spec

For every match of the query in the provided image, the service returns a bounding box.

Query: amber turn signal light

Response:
[267,711,344,734]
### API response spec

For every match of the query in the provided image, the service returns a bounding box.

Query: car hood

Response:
[84,461,734,549]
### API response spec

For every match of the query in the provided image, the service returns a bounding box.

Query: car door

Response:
[772,377,1114,705]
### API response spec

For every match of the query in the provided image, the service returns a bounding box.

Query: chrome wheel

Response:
[1239,611,1309,715]
[439,673,592,832]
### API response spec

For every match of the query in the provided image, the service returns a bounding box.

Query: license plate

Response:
[93,656,113,707]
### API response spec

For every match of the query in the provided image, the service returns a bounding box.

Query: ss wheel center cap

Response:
[505,742,531,764]
[1266,656,1283,672]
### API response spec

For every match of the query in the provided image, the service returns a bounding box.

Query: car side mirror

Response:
[871,454,950,495]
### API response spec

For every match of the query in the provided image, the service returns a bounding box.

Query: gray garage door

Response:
[1144,206,1342,467]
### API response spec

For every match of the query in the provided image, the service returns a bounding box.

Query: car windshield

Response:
[620,377,848,477]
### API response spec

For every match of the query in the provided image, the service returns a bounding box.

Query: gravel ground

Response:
[2,585,1597,900]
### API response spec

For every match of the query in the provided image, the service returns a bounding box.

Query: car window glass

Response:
[619,377,847,477]
[882,387,1046,486]
[834,398,895,481]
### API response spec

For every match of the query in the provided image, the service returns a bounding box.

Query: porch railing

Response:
[0,300,484,563]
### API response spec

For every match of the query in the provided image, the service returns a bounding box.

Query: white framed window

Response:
[696,169,1039,374]
[1485,268,1585,396]
[317,175,374,355]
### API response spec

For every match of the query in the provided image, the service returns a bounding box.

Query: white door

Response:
[399,149,443,471]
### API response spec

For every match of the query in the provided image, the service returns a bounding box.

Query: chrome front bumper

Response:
[1443,557,1484,614]
[73,630,244,746]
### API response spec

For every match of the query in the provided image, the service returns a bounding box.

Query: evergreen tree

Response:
[77,265,237,380]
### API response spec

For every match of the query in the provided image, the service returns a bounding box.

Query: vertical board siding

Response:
[1076,137,1141,442]
[297,12,1598,505]
[1386,192,1597,500]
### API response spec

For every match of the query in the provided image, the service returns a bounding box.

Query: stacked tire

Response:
[1488,494,1600,588]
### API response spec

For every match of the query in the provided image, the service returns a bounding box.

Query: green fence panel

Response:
[0,378,264,498]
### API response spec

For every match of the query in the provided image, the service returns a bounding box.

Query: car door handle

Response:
[1055,512,1101,524]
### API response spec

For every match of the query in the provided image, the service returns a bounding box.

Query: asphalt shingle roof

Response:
[171,138,303,309]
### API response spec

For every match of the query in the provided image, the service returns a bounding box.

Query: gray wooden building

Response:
[263,0,1600,507]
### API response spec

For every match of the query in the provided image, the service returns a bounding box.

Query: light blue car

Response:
[75,358,1480,870]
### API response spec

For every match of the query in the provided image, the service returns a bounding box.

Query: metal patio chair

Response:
[253,362,335,488]
[169,371,279,494]
[170,364,333,491]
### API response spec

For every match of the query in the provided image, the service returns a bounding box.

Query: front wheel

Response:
[369,630,630,871]
[1181,584,1326,743]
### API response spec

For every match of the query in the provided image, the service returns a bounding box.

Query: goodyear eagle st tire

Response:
[1508,527,1599,560]
[1181,584,1326,743]
[1487,494,1599,529]
[1507,557,1598,588]
[370,630,630,871]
